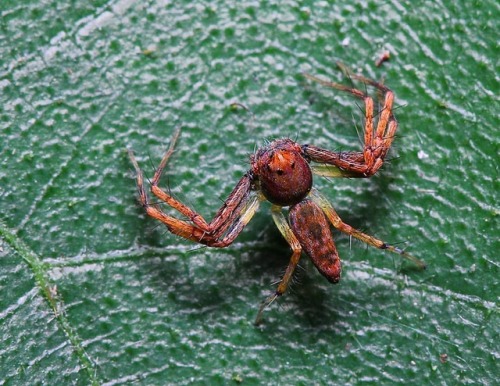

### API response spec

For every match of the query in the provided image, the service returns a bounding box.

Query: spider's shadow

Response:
[134,195,412,329]
[238,218,345,327]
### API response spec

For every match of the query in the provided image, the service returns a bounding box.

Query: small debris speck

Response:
[376,50,391,67]
[417,150,429,159]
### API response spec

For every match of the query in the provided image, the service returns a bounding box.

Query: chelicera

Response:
[128,71,426,324]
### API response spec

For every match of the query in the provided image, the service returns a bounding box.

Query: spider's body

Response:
[128,71,426,324]
[252,138,341,284]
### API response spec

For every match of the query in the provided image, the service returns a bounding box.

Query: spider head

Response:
[251,139,312,207]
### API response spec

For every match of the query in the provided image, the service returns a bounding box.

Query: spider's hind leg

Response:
[310,189,426,269]
[255,206,302,325]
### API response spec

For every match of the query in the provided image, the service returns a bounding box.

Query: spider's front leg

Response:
[303,72,398,178]
[128,128,260,247]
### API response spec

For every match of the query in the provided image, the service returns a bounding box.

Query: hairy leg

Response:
[255,205,302,325]
[303,72,398,177]
[128,134,258,246]
[310,189,426,269]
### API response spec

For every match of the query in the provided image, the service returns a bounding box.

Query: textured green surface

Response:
[1,0,498,385]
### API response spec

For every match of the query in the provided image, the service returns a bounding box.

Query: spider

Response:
[128,70,426,324]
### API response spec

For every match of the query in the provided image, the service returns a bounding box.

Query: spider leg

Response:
[303,73,397,177]
[255,206,302,325]
[146,127,258,239]
[128,144,259,247]
[310,189,426,269]
[128,149,211,243]
[148,127,210,230]
[211,193,261,247]
[309,154,365,178]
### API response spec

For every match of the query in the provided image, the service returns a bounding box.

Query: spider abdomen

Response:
[289,199,342,283]
[252,139,312,207]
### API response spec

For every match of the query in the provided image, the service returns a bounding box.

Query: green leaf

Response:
[1,1,498,384]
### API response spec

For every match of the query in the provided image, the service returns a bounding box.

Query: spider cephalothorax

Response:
[128,70,426,324]
[251,139,312,207]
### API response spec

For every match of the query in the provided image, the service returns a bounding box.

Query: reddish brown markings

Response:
[289,199,341,283]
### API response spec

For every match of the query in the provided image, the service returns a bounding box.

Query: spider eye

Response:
[290,161,295,169]
[276,169,284,176]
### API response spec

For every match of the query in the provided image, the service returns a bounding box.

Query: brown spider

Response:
[128,71,426,324]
